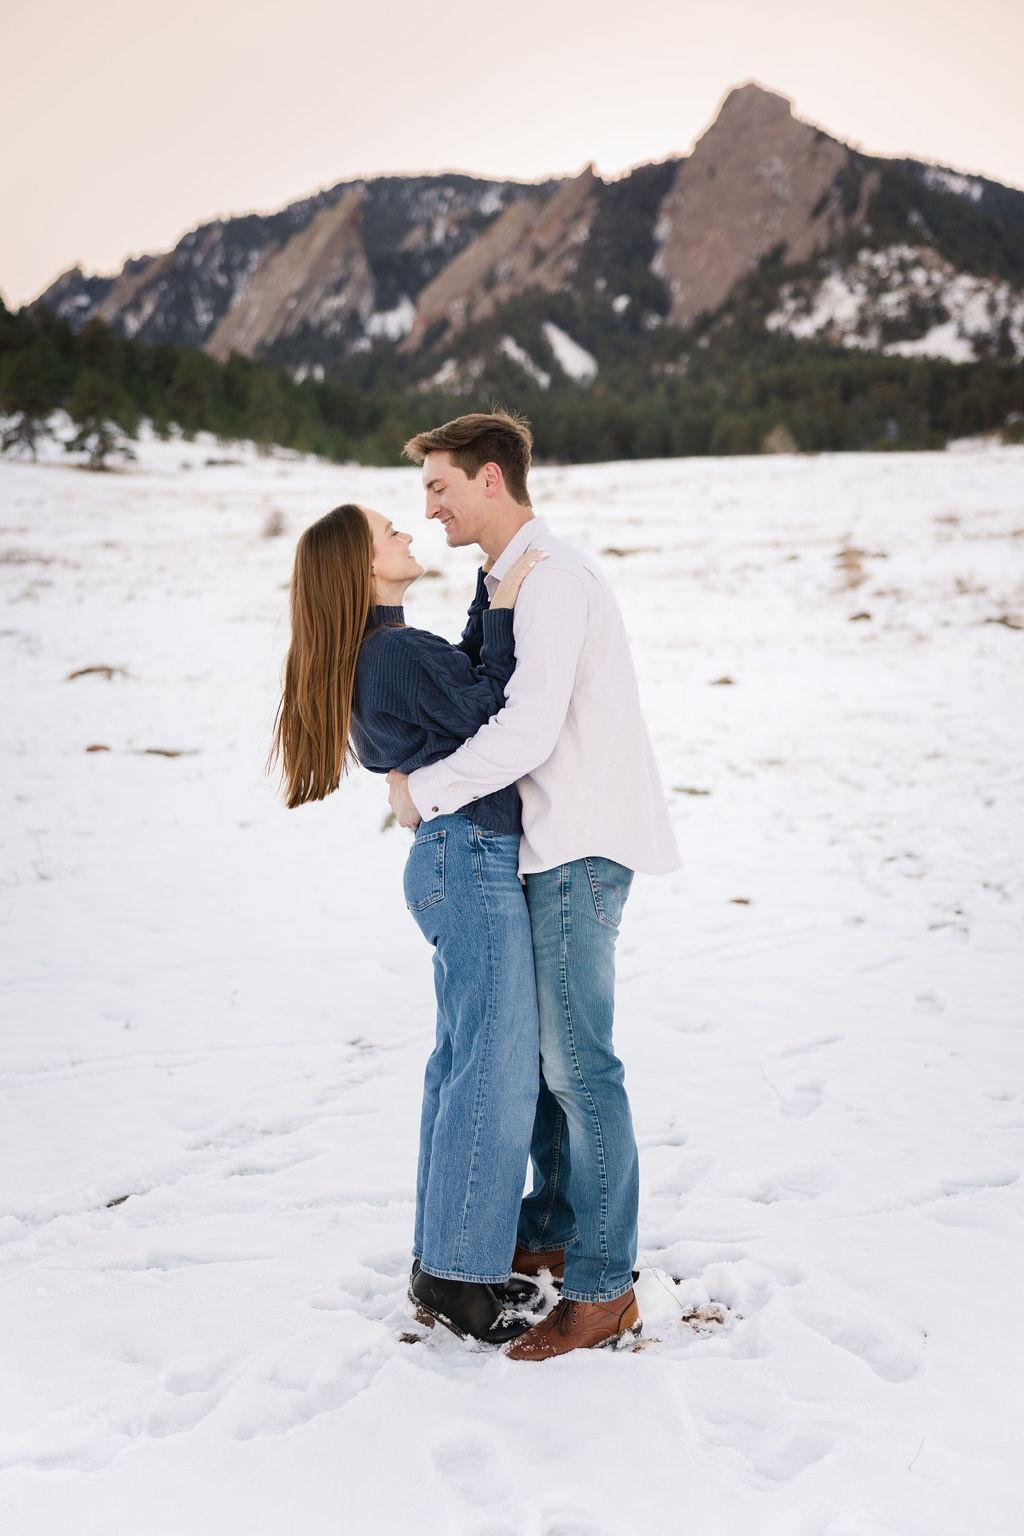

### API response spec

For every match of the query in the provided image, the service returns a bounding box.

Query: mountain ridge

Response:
[34,83,1024,388]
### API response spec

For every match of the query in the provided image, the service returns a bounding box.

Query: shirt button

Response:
[431,805,439,813]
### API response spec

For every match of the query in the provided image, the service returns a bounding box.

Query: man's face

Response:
[422,451,493,548]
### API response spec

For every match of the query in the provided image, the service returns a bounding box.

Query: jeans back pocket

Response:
[584,855,634,930]
[404,828,447,911]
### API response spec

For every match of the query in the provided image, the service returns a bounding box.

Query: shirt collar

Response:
[369,604,405,626]
[484,515,547,597]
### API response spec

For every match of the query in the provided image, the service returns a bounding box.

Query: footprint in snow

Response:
[774,1032,845,1058]
[720,1161,839,1204]
[937,1168,1018,1196]
[429,1427,519,1513]
[787,1297,923,1383]
[541,1507,614,1536]
[689,1395,835,1492]
[637,1123,689,1149]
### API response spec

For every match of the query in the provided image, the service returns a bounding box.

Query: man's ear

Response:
[482,461,503,496]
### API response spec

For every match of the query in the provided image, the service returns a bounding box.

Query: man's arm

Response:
[404,564,588,821]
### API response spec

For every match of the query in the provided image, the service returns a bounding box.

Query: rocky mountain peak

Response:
[715,80,796,130]
[400,164,599,351]
[652,82,875,327]
[205,188,373,361]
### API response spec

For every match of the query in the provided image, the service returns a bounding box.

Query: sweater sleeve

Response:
[392,608,517,740]
[452,566,491,667]
[405,565,588,818]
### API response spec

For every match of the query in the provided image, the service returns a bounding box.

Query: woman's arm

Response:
[393,609,517,739]
[391,548,546,740]
[452,566,491,667]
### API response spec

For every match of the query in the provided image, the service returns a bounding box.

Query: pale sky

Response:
[3,0,1023,310]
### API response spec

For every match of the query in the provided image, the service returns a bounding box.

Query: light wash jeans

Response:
[516,855,638,1303]
[403,813,539,1284]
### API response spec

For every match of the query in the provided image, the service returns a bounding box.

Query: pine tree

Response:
[167,350,217,437]
[247,370,286,454]
[0,344,60,459]
[66,368,139,470]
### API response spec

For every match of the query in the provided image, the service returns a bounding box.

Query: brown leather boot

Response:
[511,1243,565,1282]
[503,1290,642,1361]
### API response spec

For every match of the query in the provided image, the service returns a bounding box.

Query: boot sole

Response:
[412,1301,533,1345]
[414,1303,465,1339]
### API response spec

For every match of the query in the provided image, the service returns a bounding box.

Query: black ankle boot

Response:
[410,1257,542,1314]
[409,1265,535,1343]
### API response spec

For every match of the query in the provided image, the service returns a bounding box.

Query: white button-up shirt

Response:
[407,515,681,877]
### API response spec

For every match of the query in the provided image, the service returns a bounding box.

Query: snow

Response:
[766,244,1024,363]
[885,320,976,364]
[612,293,631,313]
[541,320,598,382]
[651,210,673,275]
[365,296,415,341]
[477,187,504,217]
[291,363,326,384]
[921,167,983,203]
[2,426,1023,1534]
[498,334,551,389]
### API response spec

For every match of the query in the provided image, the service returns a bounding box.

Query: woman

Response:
[269,503,548,1344]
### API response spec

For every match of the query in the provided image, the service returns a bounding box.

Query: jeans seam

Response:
[453,825,498,1270]
[558,861,612,1296]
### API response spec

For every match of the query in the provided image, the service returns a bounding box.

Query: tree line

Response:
[1,298,1021,470]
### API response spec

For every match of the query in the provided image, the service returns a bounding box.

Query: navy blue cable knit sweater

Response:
[350,567,522,834]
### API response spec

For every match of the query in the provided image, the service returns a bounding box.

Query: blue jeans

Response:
[516,856,638,1303]
[403,813,540,1284]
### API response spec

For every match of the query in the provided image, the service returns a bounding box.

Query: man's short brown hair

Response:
[402,408,533,506]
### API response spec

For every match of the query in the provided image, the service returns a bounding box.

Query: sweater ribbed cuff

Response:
[481,606,514,648]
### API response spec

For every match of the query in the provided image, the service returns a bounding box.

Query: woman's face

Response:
[363,507,423,592]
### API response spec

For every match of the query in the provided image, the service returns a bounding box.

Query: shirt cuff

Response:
[407,759,455,821]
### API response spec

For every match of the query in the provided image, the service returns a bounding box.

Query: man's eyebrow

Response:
[425,477,443,491]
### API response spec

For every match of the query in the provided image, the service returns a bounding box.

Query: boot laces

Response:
[554,1299,579,1335]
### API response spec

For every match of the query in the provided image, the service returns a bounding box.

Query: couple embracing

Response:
[271,409,680,1361]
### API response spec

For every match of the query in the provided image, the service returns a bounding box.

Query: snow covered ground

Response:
[2,427,1023,1535]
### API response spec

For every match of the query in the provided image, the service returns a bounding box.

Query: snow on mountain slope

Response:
[766,244,1024,362]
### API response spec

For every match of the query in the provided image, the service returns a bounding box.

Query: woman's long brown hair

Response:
[268,503,378,807]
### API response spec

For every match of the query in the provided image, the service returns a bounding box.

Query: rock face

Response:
[652,82,877,327]
[401,166,599,351]
[205,190,374,360]
[32,83,1024,380]
[35,176,539,357]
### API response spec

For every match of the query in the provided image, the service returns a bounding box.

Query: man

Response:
[388,409,681,1360]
